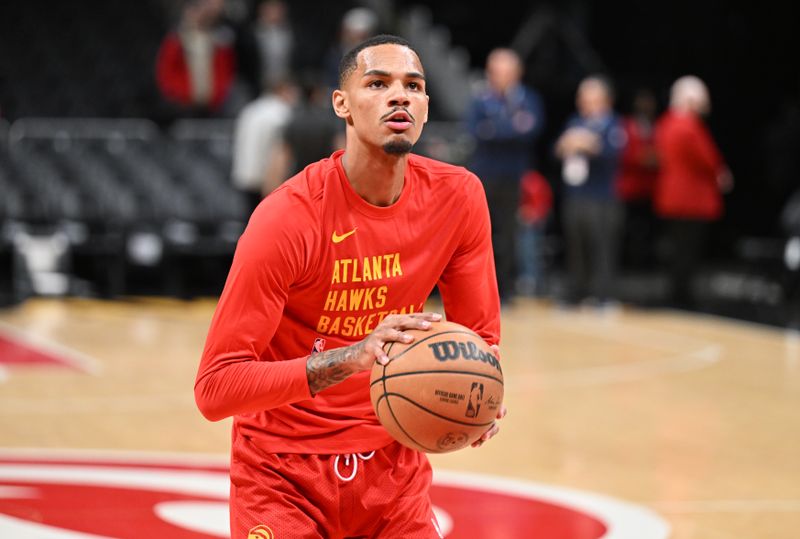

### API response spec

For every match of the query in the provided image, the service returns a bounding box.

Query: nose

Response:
[387,80,410,107]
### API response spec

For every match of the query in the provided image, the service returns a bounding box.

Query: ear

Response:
[332,89,350,120]
[423,94,430,124]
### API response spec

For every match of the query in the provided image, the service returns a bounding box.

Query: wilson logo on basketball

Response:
[427,341,502,372]
[248,524,275,539]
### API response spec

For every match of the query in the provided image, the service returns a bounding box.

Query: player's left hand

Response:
[472,343,506,448]
[471,405,507,448]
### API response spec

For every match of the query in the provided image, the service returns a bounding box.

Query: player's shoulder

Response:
[248,154,337,234]
[409,153,484,201]
[409,153,479,184]
[265,154,338,204]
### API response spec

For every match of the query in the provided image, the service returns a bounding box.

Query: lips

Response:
[384,110,414,131]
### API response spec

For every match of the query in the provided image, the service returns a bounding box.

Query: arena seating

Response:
[0,0,165,120]
[0,118,249,298]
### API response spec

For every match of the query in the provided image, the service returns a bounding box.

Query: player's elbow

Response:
[194,377,230,422]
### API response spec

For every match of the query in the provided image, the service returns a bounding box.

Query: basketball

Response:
[369,320,504,453]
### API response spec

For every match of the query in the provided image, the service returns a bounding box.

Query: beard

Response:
[383,139,413,155]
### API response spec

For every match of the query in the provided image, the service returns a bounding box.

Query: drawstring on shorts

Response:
[333,451,375,482]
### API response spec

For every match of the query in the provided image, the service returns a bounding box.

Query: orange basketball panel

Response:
[374,393,487,453]
[379,371,502,425]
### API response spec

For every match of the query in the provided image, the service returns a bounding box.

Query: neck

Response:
[341,143,409,207]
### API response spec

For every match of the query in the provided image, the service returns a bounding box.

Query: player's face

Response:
[335,44,429,155]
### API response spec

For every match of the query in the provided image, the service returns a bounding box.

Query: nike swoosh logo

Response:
[331,228,357,243]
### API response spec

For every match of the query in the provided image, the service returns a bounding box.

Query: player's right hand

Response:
[357,312,442,369]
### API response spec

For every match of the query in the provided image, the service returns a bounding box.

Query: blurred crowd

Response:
[157,0,739,310]
[466,48,732,310]
[154,0,378,208]
[2,0,795,316]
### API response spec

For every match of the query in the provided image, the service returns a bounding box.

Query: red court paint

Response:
[0,451,670,538]
[0,328,96,379]
[0,334,74,367]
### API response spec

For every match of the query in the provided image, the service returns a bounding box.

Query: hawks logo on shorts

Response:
[248,524,275,539]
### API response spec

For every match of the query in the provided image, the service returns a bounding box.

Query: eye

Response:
[408,82,421,91]
[368,80,386,89]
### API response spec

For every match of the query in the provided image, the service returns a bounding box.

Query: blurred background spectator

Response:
[555,75,625,306]
[281,78,345,177]
[616,88,659,271]
[231,78,298,214]
[155,0,237,118]
[516,170,553,297]
[654,75,731,309]
[322,6,381,92]
[466,48,545,303]
[251,0,296,91]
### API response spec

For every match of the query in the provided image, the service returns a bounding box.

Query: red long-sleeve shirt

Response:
[616,117,658,202]
[653,111,725,220]
[195,150,500,454]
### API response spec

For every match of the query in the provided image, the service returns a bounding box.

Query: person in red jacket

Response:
[195,35,504,538]
[155,0,236,115]
[654,75,732,308]
[617,88,659,270]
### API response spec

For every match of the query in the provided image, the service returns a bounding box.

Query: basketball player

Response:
[195,34,504,538]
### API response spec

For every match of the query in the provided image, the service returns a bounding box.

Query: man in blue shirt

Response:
[466,48,545,303]
[555,75,626,305]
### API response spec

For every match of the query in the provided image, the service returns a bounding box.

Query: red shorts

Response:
[230,436,443,539]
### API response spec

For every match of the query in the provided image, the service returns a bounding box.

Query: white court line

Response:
[0,514,110,539]
[507,311,724,389]
[509,345,721,390]
[543,310,719,352]
[652,499,800,513]
[0,447,228,466]
[0,393,196,415]
[0,321,103,376]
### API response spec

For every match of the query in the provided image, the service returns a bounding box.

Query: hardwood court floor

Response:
[0,297,798,538]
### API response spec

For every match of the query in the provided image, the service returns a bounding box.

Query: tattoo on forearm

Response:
[306,342,365,395]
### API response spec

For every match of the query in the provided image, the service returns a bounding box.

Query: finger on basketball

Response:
[374,330,413,365]
[471,423,500,448]
[379,327,413,345]
[379,312,440,332]
[373,342,391,365]
[402,312,442,330]
[393,312,442,327]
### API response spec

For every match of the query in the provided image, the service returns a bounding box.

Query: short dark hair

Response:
[338,34,420,88]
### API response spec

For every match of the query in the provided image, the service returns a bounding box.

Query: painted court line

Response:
[0,321,103,376]
[0,452,671,539]
[543,311,720,353]
[434,469,670,539]
[0,393,196,415]
[653,499,800,513]
[507,311,724,390]
[509,344,721,390]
